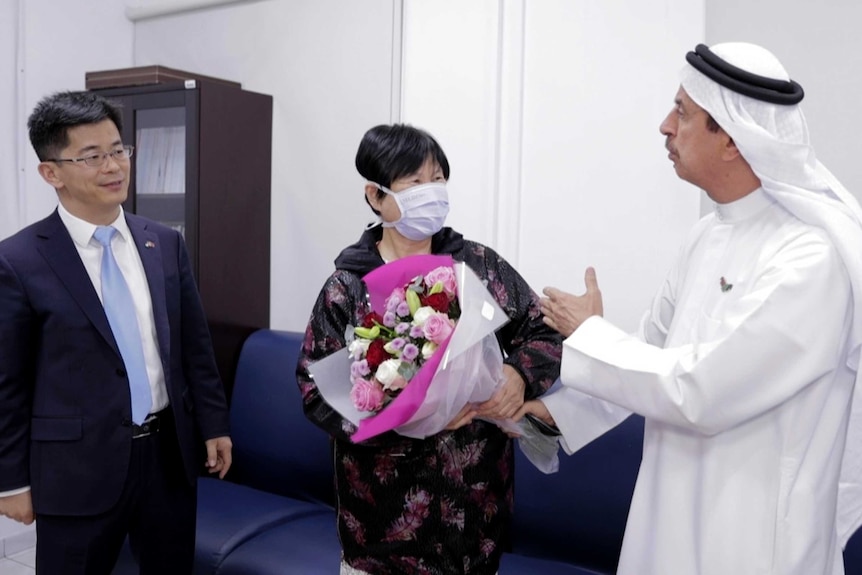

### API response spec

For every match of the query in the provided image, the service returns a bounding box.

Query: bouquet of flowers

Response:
[309,254,509,442]
[347,264,461,416]
[309,254,561,472]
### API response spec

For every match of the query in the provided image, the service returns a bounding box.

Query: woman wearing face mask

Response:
[296,124,562,575]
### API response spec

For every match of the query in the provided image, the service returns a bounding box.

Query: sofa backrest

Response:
[227,329,335,507]
[845,521,862,572]
[512,412,862,574]
[512,414,644,573]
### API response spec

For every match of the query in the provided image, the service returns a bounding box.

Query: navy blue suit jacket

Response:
[0,210,230,516]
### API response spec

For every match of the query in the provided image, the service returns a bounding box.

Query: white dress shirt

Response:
[57,203,169,412]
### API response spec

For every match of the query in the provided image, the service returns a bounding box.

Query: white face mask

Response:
[374,181,449,241]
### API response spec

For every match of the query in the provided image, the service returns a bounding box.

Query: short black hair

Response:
[355,124,450,214]
[27,91,124,161]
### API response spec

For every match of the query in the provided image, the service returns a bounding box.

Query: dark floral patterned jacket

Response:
[296,226,562,575]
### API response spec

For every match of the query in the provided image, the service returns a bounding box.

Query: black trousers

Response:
[35,410,196,575]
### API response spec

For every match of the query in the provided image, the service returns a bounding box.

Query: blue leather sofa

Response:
[113,329,862,574]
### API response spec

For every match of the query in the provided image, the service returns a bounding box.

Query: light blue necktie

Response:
[93,226,152,425]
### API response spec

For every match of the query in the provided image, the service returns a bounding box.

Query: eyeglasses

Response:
[47,145,135,168]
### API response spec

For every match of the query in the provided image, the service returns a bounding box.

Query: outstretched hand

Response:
[540,267,603,337]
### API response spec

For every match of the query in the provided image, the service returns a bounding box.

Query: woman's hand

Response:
[475,365,526,421]
[445,404,477,431]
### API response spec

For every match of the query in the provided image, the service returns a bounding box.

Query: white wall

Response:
[132,0,399,332]
[14,0,134,234]
[0,0,20,241]
[3,0,860,334]
[133,0,705,333]
[402,0,704,330]
[705,0,862,206]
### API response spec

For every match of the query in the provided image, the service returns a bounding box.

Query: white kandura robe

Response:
[543,189,856,575]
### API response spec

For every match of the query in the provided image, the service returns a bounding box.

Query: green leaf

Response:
[406,290,421,316]
[354,325,380,340]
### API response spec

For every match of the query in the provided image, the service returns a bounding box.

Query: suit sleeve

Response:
[0,254,35,491]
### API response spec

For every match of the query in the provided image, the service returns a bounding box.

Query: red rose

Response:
[362,312,384,328]
[365,339,391,371]
[421,292,450,313]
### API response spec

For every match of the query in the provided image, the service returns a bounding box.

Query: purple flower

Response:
[396,301,410,317]
[402,343,419,362]
[383,311,398,328]
[385,288,405,312]
[395,322,411,334]
[352,359,370,377]
[409,325,424,339]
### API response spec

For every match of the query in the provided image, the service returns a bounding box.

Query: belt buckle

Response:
[132,414,158,439]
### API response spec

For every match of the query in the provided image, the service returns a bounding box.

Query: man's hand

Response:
[541,267,603,337]
[0,491,34,525]
[514,399,556,428]
[475,365,527,420]
[204,436,233,479]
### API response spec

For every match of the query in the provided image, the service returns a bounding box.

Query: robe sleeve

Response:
[542,386,632,454]
[560,230,851,436]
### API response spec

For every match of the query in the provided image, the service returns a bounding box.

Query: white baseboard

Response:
[1,524,36,558]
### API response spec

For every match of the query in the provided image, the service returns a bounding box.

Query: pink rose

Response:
[424,266,457,298]
[350,378,385,413]
[422,312,454,344]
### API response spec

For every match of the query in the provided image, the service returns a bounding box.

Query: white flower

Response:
[421,341,438,360]
[348,338,370,360]
[412,306,435,327]
[375,358,403,389]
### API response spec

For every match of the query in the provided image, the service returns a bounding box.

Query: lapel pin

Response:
[145,241,155,249]
[720,277,733,293]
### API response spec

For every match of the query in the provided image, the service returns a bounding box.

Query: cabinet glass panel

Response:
[134,107,186,236]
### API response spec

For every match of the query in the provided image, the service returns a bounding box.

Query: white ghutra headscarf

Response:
[681,42,862,547]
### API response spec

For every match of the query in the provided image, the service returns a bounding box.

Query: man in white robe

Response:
[517,43,862,575]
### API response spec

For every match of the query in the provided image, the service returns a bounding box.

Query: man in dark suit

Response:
[0,91,233,574]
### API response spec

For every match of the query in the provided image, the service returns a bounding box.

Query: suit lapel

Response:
[126,215,171,366]
[36,211,120,356]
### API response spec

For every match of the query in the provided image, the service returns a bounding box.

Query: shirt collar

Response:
[57,203,133,248]
[713,188,774,223]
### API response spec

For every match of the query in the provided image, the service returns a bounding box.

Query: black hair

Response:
[355,124,450,214]
[27,91,124,161]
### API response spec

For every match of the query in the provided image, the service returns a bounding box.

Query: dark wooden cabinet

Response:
[88,71,273,399]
